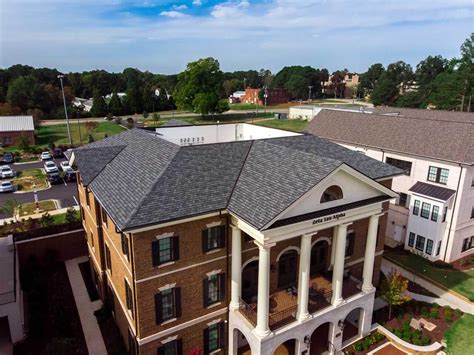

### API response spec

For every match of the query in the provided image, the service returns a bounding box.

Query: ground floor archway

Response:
[242,260,258,303]
[310,322,331,355]
[342,307,364,344]
[273,339,296,355]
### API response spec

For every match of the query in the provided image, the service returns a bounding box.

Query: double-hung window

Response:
[202,226,225,252]
[204,322,225,354]
[155,287,181,324]
[105,244,112,274]
[420,202,431,219]
[413,200,420,215]
[203,273,225,307]
[427,166,449,184]
[398,193,408,208]
[157,339,182,355]
[386,157,412,175]
[415,235,426,251]
[152,237,179,266]
[436,241,442,256]
[461,236,474,252]
[408,232,415,247]
[431,206,439,222]
[425,239,433,255]
[125,280,133,316]
[121,233,129,260]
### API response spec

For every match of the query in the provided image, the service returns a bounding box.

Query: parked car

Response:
[53,148,63,158]
[47,172,62,185]
[0,165,15,179]
[0,181,14,193]
[60,161,72,171]
[41,151,52,160]
[64,170,77,182]
[2,152,14,164]
[44,161,58,173]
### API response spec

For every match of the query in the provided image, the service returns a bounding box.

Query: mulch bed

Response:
[407,280,437,297]
[14,261,88,355]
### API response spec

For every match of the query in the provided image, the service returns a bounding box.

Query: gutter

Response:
[443,164,463,262]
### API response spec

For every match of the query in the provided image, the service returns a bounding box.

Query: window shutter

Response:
[155,293,163,324]
[203,328,210,355]
[202,230,209,253]
[218,225,226,248]
[176,339,183,355]
[219,273,225,301]
[218,321,226,348]
[172,236,180,261]
[152,240,160,266]
[203,278,209,307]
[174,287,182,318]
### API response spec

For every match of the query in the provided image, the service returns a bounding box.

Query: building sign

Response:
[312,212,346,225]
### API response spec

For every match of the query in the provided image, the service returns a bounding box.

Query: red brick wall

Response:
[0,130,35,146]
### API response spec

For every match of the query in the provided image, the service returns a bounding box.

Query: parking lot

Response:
[0,158,78,218]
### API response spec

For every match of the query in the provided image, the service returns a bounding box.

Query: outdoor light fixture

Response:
[338,319,346,331]
[304,335,311,346]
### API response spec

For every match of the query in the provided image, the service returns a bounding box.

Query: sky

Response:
[0,0,472,75]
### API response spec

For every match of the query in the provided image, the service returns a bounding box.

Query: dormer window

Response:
[320,185,343,203]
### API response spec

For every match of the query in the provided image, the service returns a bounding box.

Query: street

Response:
[0,158,78,218]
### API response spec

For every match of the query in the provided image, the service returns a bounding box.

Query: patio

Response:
[239,273,361,330]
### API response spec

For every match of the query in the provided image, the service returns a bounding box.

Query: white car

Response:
[0,165,15,179]
[0,181,14,193]
[41,151,52,160]
[44,161,58,173]
[60,161,73,172]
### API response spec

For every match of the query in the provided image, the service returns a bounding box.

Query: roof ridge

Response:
[225,140,255,209]
[76,145,127,185]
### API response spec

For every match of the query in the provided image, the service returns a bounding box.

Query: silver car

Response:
[0,165,15,179]
[0,181,14,193]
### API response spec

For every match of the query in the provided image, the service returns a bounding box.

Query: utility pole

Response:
[243,78,247,89]
[308,86,313,102]
[264,86,267,114]
[58,75,72,145]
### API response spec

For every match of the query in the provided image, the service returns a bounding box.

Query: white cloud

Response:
[160,11,188,18]
[172,4,188,10]
[211,1,250,19]
[192,0,202,5]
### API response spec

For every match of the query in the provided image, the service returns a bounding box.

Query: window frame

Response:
[203,273,225,307]
[125,279,133,314]
[121,233,129,260]
[408,232,415,247]
[427,166,449,185]
[425,239,433,255]
[413,200,420,215]
[152,237,179,267]
[398,192,408,208]
[420,202,431,219]
[155,287,181,324]
[101,206,108,226]
[157,339,182,355]
[204,322,225,354]
[415,235,426,252]
[461,236,473,252]
[385,157,412,175]
[105,243,112,274]
[431,205,439,222]
[202,225,226,253]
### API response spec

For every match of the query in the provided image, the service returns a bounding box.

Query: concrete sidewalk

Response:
[382,258,474,314]
[65,256,106,355]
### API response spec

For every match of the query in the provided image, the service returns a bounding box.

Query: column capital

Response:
[253,241,276,251]
[338,221,353,229]
[301,233,313,240]
[371,212,385,219]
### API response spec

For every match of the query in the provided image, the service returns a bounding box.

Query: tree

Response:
[90,90,108,117]
[217,99,229,113]
[458,33,473,111]
[65,208,78,224]
[152,112,160,126]
[18,133,31,152]
[0,199,18,221]
[123,69,143,114]
[40,212,54,227]
[108,91,122,116]
[381,271,410,319]
[427,70,464,110]
[223,79,241,97]
[174,58,224,114]
[358,63,385,97]
[6,75,43,111]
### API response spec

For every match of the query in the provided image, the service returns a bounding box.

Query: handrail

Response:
[239,298,257,326]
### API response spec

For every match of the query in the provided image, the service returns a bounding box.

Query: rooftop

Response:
[306,109,474,164]
[0,116,35,132]
[72,128,402,232]
[373,106,474,124]
[409,181,456,202]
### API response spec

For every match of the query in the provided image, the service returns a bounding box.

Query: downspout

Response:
[443,164,463,262]
[225,212,231,329]
[129,232,139,354]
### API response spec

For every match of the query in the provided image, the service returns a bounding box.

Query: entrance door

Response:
[310,241,328,275]
[393,224,403,242]
[242,261,259,303]
[278,250,298,289]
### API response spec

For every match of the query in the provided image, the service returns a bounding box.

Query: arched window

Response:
[320,185,343,203]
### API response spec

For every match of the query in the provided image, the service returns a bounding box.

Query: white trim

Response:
[311,236,332,247]
[206,318,222,326]
[106,270,136,335]
[103,226,133,277]
[276,246,300,261]
[206,221,223,228]
[155,232,175,240]
[14,229,83,244]
[242,256,258,271]
[206,269,222,277]
[158,283,176,291]
[157,261,176,268]
[136,255,229,284]
[160,335,178,344]
[137,308,228,345]
[345,250,384,267]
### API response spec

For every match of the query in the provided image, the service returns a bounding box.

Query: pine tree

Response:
[108,91,122,116]
[90,90,108,117]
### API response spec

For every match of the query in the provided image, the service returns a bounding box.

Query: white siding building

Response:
[307,108,474,263]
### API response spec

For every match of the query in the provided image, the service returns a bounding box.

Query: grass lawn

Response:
[18,200,56,216]
[51,210,80,225]
[254,119,309,132]
[445,314,474,354]
[385,250,474,301]
[36,121,126,146]
[12,168,47,191]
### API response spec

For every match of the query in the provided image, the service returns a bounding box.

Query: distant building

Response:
[289,105,368,121]
[228,91,246,104]
[322,74,360,98]
[241,88,288,105]
[72,97,93,112]
[104,92,127,100]
[0,116,35,147]
[0,235,25,347]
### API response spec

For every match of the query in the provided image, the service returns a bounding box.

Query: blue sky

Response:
[0,1,472,74]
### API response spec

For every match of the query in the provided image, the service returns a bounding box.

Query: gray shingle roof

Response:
[73,129,402,231]
[373,106,474,124]
[0,116,34,132]
[306,109,474,164]
[160,119,193,127]
[409,181,456,201]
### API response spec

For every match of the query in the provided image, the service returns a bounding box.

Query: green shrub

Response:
[432,303,439,309]
[455,308,463,316]
[421,335,431,345]
[362,337,371,350]
[430,309,439,319]
[421,306,429,317]
[445,313,453,322]
[353,342,363,352]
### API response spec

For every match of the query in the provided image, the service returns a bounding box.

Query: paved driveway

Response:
[0,159,78,218]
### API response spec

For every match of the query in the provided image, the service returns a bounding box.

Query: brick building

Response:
[70,126,401,354]
[0,116,35,147]
[241,88,288,106]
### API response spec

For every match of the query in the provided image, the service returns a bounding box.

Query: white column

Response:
[362,213,383,293]
[331,222,351,306]
[328,322,343,355]
[254,243,272,338]
[297,234,312,321]
[230,225,242,311]
[330,227,337,269]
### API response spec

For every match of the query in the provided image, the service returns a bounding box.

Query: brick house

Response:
[241,88,288,106]
[0,116,35,147]
[69,126,401,355]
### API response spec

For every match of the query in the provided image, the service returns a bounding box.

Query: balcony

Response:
[238,273,361,330]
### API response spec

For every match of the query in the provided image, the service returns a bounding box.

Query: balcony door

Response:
[278,250,298,289]
[310,240,328,276]
[242,260,259,303]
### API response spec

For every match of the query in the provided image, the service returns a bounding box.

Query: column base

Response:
[252,327,272,339]
[331,297,344,306]
[297,312,310,322]
[229,301,240,311]
[362,285,375,294]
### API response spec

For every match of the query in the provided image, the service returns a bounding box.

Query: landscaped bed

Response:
[384,248,474,302]
[12,168,47,191]
[18,200,56,216]
[345,331,387,354]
